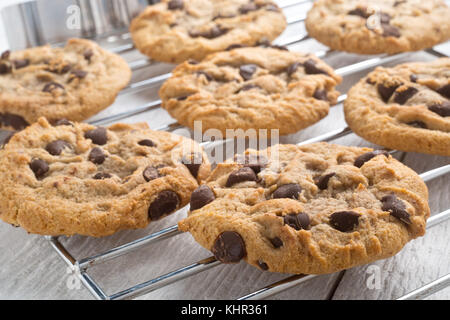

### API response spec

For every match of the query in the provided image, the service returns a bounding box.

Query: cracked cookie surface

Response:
[0,38,131,131]
[306,0,450,54]
[345,58,450,156]
[159,47,342,136]
[0,118,210,237]
[179,143,429,274]
[129,0,287,63]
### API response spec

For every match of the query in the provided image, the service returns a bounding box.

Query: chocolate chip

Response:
[42,82,65,93]
[143,166,160,182]
[176,95,192,101]
[393,87,418,105]
[354,150,389,168]
[272,183,302,199]
[287,62,301,77]
[269,237,283,248]
[212,13,236,21]
[83,49,93,62]
[330,211,360,232]
[196,71,213,81]
[1,50,10,60]
[235,154,267,174]
[226,167,257,187]
[0,62,11,74]
[138,139,156,147]
[410,74,418,83]
[148,190,180,220]
[13,59,29,69]
[236,84,261,93]
[239,3,259,14]
[366,77,376,85]
[314,172,336,190]
[30,159,49,179]
[436,84,450,99]
[182,153,203,178]
[348,7,370,18]
[226,44,246,51]
[407,121,427,129]
[93,172,112,180]
[168,0,183,10]
[377,83,400,102]
[284,213,310,230]
[88,147,106,164]
[268,44,288,51]
[70,69,88,79]
[382,24,401,38]
[381,194,411,224]
[313,89,328,101]
[85,127,108,145]
[45,140,71,156]
[379,12,391,24]
[304,59,328,75]
[212,231,246,263]
[1,131,14,147]
[394,0,406,6]
[239,64,257,81]
[428,101,450,117]
[189,25,229,39]
[188,59,199,65]
[0,113,29,130]
[190,185,215,211]
[257,260,269,271]
[53,119,72,126]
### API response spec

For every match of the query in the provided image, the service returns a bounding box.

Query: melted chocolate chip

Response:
[381,194,411,224]
[1,50,10,60]
[313,89,328,101]
[348,7,370,18]
[83,49,93,62]
[236,84,261,93]
[377,83,400,102]
[428,101,450,117]
[314,172,336,190]
[407,120,427,129]
[176,95,192,101]
[13,59,29,69]
[212,231,246,263]
[226,44,246,51]
[85,127,108,145]
[304,59,328,75]
[212,13,237,21]
[148,190,179,220]
[410,74,418,83]
[88,147,106,164]
[143,166,160,182]
[30,159,49,179]
[287,62,301,77]
[382,24,401,38]
[330,211,360,232]
[53,119,73,126]
[239,3,259,14]
[270,237,283,248]
[182,153,203,178]
[272,183,302,199]
[168,0,183,10]
[0,62,11,74]
[354,150,389,168]
[188,59,199,65]
[196,71,213,81]
[45,140,71,156]
[226,167,257,187]
[43,82,65,93]
[0,113,29,130]
[393,87,418,105]
[239,64,257,81]
[71,69,88,79]
[436,84,450,99]
[257,260,269,271]
[138,139,156,147]
[190,185,215,211]
[284,213,310,230]
[93,172,112,180]
[1,131,14,147]
[189,25,229,39]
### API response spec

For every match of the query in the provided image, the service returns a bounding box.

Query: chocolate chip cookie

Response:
[306,0,450,54]
[0,38,131,131]
[129,0,287,63]
[178,143,430,274]
[0,118,210,237]
[159,47,342,136]
[345,58,450,156]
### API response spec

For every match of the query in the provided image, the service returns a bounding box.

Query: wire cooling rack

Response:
[4,0,447,300]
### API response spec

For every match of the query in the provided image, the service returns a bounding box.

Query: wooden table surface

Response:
[0,0,449,300]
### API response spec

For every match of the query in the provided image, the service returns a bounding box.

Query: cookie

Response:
[305,0,450,55]
[129,0,287,63]
[178,143,430,274]
[159,47,342,136]
[345,58,450,156]
[0,38,131,131]
[0,118,211,237]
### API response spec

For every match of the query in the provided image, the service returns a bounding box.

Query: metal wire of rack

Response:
[33,0,450,300]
